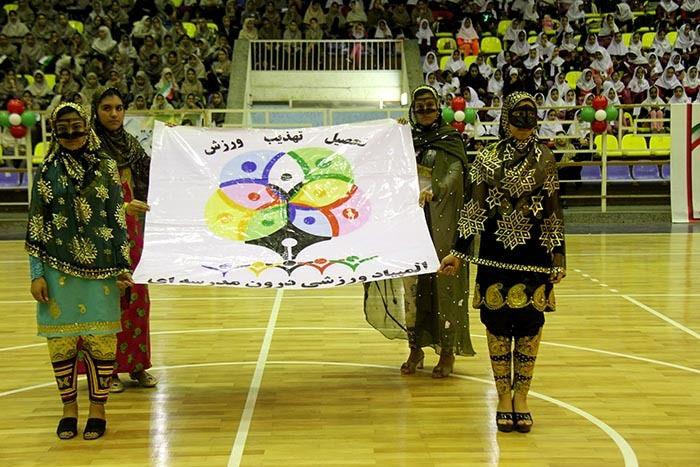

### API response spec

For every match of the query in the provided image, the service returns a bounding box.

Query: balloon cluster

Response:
[441,96,476,133]
[580,95,618,134]
[0,99,36,138]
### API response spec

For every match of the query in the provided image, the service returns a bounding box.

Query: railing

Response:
[0,104,671,212]
[249,39,402,71]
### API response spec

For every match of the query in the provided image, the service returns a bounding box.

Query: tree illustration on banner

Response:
[205,147,371,262]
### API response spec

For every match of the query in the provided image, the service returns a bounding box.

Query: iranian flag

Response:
[158,82,174,100]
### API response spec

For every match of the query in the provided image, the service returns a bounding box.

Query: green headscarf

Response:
[25,102,132,279]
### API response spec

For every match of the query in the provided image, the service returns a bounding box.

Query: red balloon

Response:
[592,95,608,111]
[7,98,24,115]
[450,120,466,133]
[591,120,607,134]
[9,125,27,138]
[450,96,466,111]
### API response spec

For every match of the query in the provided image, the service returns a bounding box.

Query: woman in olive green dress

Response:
[365,85,475,377]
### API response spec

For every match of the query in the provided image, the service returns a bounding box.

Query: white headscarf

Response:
[616,4,634,22]
[457,18,478,42]
[560,33,577,52]
[463,86,484,108]
[607,35,628,56]
[591,49,614,74]
[576,69,597,91]
[610,73,625,93]
[539,111,564,138]
[487,71,503,96]
[91,26,116,55]
[627,67,650,93]
[599,16,619,37]
[628,34,643,57]
[655,66,682,91]
[683,66,699,89]
[567,110,590,138]
[509,32,530,56]
[567,1,586,22]
[659,0,679,12]
[674,24,694,51]
[445,50,467,74]
[648,53,664,76]
[523,46,541,69]
[602,82,621,104]
[584,34,601,54]
[681,0,700,12]
[374,20,392,39]
[504,21,523,43]
[669,86,690,104]
[478,58,493,79]
[425,72,442,92]
[545,87,565,107]
[554,72,571,95]
[669,52,685,72]
[652,31,673,56]
[536,33,554,61]
[422,51,439,74]
[634,86,665,116]
[415,19,434,45]
[486,96,501,123]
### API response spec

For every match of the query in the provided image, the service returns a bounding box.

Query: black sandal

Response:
[514,412,533,433]
[56,417,78,439]
[83,418,106,440]
[495,412,514,433]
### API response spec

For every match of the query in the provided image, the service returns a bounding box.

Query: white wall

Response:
[249,71,403,104]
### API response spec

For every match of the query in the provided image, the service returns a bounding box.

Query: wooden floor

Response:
[0,234,698,467]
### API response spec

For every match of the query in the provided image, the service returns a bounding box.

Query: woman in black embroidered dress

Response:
[439,91,566,433]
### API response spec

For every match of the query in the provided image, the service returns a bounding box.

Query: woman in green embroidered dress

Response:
[440,92,566,433]
[364,85,475,378]
[26,102,133,440]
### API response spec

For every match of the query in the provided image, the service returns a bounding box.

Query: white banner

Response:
[670,103,700,222]
[133,120,440,288]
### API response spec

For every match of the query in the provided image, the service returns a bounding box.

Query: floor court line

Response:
[621,295,700,340]
[227,288,283,467]
[0,360,638,467]
[1,328,697,375]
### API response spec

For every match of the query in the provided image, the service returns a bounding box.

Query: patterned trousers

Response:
[47,334,116,405]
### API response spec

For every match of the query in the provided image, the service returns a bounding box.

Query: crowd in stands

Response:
[413,0,699,157]
[0,0,697,152]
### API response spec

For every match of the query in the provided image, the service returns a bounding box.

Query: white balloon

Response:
[8,113,21,126]
[594,109,607,121]
[453,110,466,122]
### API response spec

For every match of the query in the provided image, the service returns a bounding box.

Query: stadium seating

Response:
[565,71,581,90]
[632,163,661,180]
[622,32,632,46]
[594,134,621,157]
[620,134,648,157]
[32,142,48,165]
[497,20,511,37]
[649,135,670,156]
[436,37,457,55]
[607,165,632,180]
[641,32,655,50]
[480,37,502,54]
[182,22,196,39]
[3,4,17,14]
[581,165,602,181]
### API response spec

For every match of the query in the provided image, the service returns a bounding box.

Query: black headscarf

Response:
[92,86,151,201]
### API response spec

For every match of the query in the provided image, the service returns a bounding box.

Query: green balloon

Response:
[605,105,619,122]
[0,111,10,128]
[442,107,455,123]
[21,111,36,127]
[464,108,477,124]
[581,106,596,122]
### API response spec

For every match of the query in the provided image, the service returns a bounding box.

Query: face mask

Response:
[414,108,437,115]
[56,131,87,140]
[509,107,538,129]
